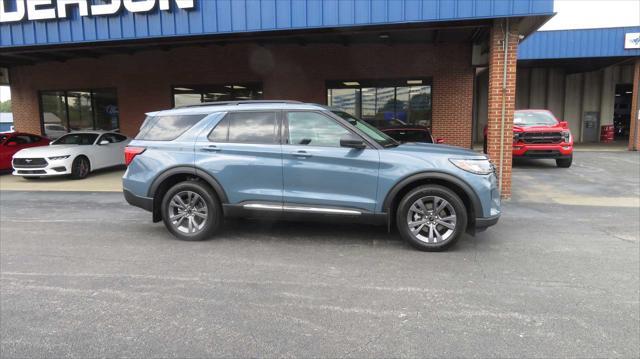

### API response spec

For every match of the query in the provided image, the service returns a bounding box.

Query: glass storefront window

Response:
[67,91,93,131]
[327,80,432,128]
[41,91,68,139]
[40,89,119,139]
[93,90,120,131]
[173,83,263,107]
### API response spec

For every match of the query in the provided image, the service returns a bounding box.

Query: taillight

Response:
[124,146,146,166]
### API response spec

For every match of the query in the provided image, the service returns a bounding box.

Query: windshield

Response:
[331,111,399,148]
[53,133,99,145]
[514,111,558,126]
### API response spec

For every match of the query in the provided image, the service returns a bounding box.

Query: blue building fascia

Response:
[518,26,640,60]
[0,0,554,48]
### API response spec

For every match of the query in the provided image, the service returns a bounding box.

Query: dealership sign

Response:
[0,0,194,23]
[625,33,640,49]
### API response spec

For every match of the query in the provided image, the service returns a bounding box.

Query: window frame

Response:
[171,83,264,107]
[283,110,376,149]
[325,78,433,128]
[38,88,119,136]
[207,110,282,145]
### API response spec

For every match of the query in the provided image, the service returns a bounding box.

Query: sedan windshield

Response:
[53,133,99,145]
[514,111,558,126]
[331,111,399,148]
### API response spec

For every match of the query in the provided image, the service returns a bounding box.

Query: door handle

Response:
[200,145,221,152]
[292,150,312,158]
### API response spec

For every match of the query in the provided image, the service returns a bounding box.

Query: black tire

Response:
[70,156,90,179]
[161,180,222,241]
[483,136,488,154]
[556,156,572,168]
[396,185,468,252]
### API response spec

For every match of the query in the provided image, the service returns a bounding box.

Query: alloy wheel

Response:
[406,195,457,243]
[168,190,208,234]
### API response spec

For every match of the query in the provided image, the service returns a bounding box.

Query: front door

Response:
[195,111,283,205]
[282,111,380,212]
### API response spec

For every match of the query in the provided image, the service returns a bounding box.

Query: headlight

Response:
[513,132,521,142]
[449,158,494,175]
[562,130,571,143]
[48,155,70,161]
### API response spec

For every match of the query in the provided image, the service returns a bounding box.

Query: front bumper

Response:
[12,164,71,176]
[123,189,154,212]
[512,143,573,159]
[476,213,500,229]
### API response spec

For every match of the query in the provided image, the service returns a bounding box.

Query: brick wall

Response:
[9,41,474,148]
[486,20,519,198]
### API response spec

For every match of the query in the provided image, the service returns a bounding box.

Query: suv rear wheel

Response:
[396,185,468,251]
[161,180,222,241]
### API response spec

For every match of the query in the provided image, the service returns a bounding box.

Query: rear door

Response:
[194,111,283,205]
[282,111,380,212]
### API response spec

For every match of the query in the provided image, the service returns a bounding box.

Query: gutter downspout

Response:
[633,59,640,151]
[498,19,509,192]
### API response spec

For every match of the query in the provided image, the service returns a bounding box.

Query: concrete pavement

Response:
[0,152,638,358]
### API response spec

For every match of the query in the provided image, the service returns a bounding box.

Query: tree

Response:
[0,99,10,112]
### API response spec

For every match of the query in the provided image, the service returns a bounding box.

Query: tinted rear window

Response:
[136,114,207,141]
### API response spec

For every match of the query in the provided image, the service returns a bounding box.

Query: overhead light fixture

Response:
[379,33,390,39]
[626,91,632,94]
[407,80,423,85]
[174,87,193,91]
[343,81,360,86]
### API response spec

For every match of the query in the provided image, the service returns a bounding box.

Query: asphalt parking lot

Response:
[1,151,638,358]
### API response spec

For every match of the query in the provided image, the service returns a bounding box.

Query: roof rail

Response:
[174,100,303,109]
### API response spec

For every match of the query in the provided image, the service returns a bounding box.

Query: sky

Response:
[1,0,639,103]
[540,0,640,31]
[0,86,10,102]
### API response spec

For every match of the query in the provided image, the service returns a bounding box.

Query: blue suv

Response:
[123,101,500,251]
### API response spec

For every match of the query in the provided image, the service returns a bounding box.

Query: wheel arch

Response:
[382,172,482,233]
[147,166,228,222]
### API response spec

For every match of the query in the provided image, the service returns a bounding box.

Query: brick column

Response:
[628,58,640,151]
[486,19,519,198]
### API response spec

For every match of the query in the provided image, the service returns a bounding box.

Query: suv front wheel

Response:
[396,185,468,251]
[161,180,222,241]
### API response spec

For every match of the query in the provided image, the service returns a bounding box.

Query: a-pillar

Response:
[628,58,640,151]
[486,19,519,198]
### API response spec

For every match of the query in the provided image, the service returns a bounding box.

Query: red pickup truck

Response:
[484,109,573,168]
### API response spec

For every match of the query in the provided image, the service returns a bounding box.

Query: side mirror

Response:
[6,142,17,147]
[340,136,366,149]
[99,140,110,145]
[435,138,445,144]
[559,121,569,129]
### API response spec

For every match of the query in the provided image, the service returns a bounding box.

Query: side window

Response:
[113,134,127,143]
[135,114,207,141]
[208,116,230,142]
[99,134,115,143]
[227,112,278,144]
[29,135,42,143]
[287,112,350,147]
[12,135,32,144]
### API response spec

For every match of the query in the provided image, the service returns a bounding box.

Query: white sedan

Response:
[12,131,131,179]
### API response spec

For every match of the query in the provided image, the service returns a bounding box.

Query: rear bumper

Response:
[123,189,153,212]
